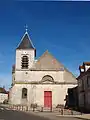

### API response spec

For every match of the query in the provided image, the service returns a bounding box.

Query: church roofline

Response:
[16,31,35,50]
[25,31,35,49]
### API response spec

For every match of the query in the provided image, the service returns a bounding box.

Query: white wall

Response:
[34,84,76,106]
[9,84,32,105]
[15,70,64,83]
[16,49,35,70]
[9,84,76,106]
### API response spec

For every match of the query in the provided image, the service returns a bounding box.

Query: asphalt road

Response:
[0,106,83,120]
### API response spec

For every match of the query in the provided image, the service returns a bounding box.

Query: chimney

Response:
[83,62,90,72]
[79,65,84,74]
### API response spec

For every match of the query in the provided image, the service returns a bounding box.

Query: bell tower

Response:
[16,29,36,70]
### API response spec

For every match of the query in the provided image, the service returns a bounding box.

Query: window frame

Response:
[21,55,29,69]
[22,88,27,99]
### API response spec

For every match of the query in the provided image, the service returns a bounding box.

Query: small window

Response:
[21,56,29,69]
[22,88,27,99]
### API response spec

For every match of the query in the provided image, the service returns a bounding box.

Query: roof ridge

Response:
[16,31,35,49]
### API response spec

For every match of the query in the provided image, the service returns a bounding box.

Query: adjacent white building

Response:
[0,87,8,103]
[9,30,77,108]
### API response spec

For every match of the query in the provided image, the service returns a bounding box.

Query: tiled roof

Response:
[79,65,84,69]
[17,32,35,49]
[83,62,90,65]
[77,67,90,80]
[0,87,8,94]
[77,62,90,79]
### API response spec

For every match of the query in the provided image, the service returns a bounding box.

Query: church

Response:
[9,29,77,108]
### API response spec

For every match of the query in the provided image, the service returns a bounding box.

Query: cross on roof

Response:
[25,24,28,33]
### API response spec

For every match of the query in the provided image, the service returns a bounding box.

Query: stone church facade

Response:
[9,30,77,108]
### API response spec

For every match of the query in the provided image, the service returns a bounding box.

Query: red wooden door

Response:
[44,91,52,108]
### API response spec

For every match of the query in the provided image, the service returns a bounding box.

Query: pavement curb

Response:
[57,115,90,120]
[75,117,90,120]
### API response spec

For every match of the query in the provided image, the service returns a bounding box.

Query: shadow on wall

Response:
[64,86,90,113]
[64,86,79,111]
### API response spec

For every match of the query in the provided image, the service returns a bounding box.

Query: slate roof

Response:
[17,32,35,49]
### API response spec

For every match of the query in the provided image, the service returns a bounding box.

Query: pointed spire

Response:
[16,27,35,49]
[25,24,28,34]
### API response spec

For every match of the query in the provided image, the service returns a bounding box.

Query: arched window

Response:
[21,56,29,69]
[22,88,27,99]
[41,75,54,83]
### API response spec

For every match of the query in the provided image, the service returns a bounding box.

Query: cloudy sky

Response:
[0,1,90,90]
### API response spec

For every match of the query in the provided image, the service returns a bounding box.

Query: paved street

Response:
[0,106,84,120]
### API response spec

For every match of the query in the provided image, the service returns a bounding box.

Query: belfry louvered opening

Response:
[21,56,29,69]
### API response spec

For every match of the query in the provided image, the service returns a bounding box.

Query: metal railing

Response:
[2,104,82,115]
